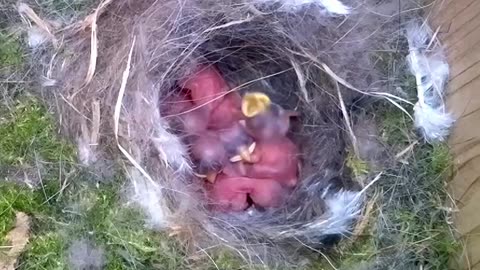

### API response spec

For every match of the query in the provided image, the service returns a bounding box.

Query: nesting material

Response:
[407,23,454,142]
[31,0,435,266]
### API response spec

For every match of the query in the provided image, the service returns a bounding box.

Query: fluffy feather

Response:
[127,169,171,229]
[407,23,454,142]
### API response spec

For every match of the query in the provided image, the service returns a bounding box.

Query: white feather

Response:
[27,26,49,48]
[308,190,362,235]
[407,23,454,142]
[256,0,350,15]
[127,168,170,229]
[278,190,362,238]
[77,137,96,166]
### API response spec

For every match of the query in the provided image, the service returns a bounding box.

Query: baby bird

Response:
[209,174,287,212]
[190,131,227,183]
[241,92,298,141]
[163,92,210,135]
[180,65,229,112]
[217,122,255,162]
[208,92,244,129]
[191,124,255,182]
[224,137,299,188]
[244,138,299,188]
[180,105,210,135]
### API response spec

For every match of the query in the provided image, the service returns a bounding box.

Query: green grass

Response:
[0,33,23,68]
[0,96,189,269]
[0,98,75,166]
[346,152,369,178]
[0,183,44,243]
[14,180,189,270]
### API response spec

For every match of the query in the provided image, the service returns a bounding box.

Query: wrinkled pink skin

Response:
[224,137,299,188]
[208,92,244,129]
[180,65,229,112]
[176,66,244,134]
[209,174,287,212]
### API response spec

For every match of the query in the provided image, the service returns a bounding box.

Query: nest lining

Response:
[31,0,425,266]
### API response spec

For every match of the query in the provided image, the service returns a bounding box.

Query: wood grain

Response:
[431,0,480,268]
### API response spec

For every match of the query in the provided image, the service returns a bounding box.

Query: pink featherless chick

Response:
[180,65,229,113]
[190,131,228,183]
[208,91,245,129]
[163,89,210,135]
[244,138,299,188]
[224,92,300,187]
[208,174,287,212]
[191,123,255,183]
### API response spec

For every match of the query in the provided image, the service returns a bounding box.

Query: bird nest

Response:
[30,0,424,267]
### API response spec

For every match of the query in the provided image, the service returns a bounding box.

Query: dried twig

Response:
[83,0,114,84]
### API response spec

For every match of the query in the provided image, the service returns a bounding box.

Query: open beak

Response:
[241,92,271,117]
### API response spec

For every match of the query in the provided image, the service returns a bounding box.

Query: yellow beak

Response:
[241,92,271,117]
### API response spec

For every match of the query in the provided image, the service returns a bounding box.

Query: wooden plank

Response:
[459,226,480,268]
[448,155,480,201]
[449,61,480,92]
[448,110,480,156]
[457,176,480,210]
[443,9,480,60]
[450,142,480,173]
[454,191,480,234]
[434,1,480,269]
[447,75,480,118]
[430,0,476,28]
[445,0,480,61]
[450,42,480,78]
[443,0,480,41]
[446,26,480,62]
